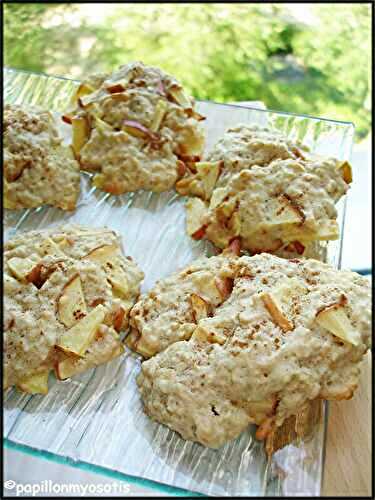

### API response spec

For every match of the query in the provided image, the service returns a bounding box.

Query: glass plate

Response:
[3,67,355,496]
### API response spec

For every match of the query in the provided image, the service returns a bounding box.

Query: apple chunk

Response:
[56,333,124,380]
[190,294,209,322]
[150,99,168,132]
[18,370,49,395]
[185,198,208,237]
[58,275,87,328]
[56,304,107,356]
[261,292,293,333]
[316,303,360,346]
[72,116,90,156]
[7,257,36,282]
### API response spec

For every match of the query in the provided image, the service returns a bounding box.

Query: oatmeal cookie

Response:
[4,104,80,210]
[136,253,371,448]
[65,61,205,195]
[4,225,144,393]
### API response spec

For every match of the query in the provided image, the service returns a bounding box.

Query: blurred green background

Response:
[4,2,372,140]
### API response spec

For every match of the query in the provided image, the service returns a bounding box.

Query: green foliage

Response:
[4,3,371,139]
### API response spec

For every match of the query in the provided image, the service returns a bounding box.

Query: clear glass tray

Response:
[3,67,355,496]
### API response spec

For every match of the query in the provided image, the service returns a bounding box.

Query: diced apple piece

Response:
[150,99,168,132]
[316,303,360,346]
[56,304,107,357]
[72,116,90,156]
[56,341,124,380]
[83,244,120,263]
[125,328,159,358]
[58,275,87,328]
[190,294,209,322]
[195,161,221,200]
[123,120,159,141]
[93,174,105,189]
[215,277,234,300]
[186,197,208,237]
[261,292,293,332]
[70,83,96,107]
[18,370,49,395]
[268,195,305,227]
[209,187,227,210]
[76,83,96,99]
[192,325,226,345]
[176,161,221,201]
[176,177,204,199]
[168,87,192,109]
[7,257,36,282]
[338,161,353,184]
[112,306,126,332]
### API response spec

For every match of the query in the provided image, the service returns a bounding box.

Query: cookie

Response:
[4,104,80,210]
[176,124,351,256]
[185,157,351,254]
[136,253,371,448]
[4,225,144,393]
[65,61,205,195]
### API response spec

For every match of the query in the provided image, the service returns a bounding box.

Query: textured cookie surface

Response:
[4,225,144,393]
[127,251,239,357]
[67,61,205,195]
[4,104,80,210]
[136,253,371,448]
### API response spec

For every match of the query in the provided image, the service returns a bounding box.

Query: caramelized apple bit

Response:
[112,306,126,332]
[106,83,126,93]
[192,325,226,345]
[215,277,234,300]
[338,161,353,184]
[190,294,209,322]
[261,293,293,333]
